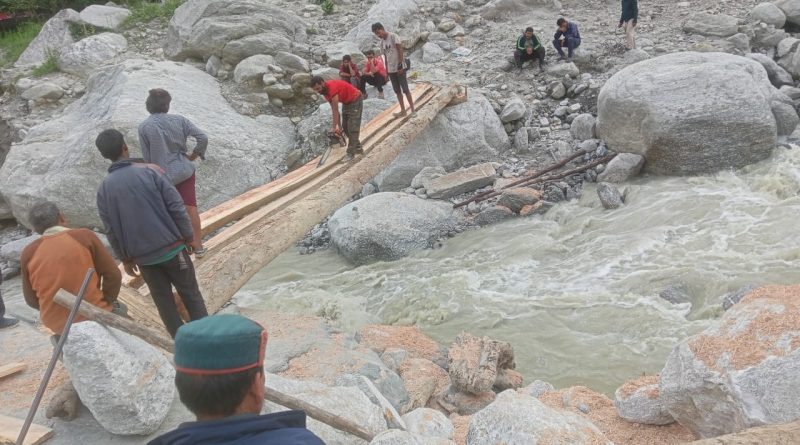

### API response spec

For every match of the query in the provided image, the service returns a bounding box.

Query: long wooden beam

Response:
[195,84,460,313]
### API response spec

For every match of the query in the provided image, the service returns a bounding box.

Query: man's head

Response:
[310,75,327,95]
[145,88,171,114]
[95,129,129,162]
[342,54,352,64]
[173,314,268,420]
[371,22,387,39]
[365,49,375,59]
[29,201,65,235]
[557,18,568,31]
[525,26,534,38]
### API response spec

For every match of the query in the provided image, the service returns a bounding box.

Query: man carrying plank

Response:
[311,76,364,162]
[147,314,324,445]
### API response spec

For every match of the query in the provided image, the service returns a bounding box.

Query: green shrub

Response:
[0,21,42,67]
[31,48,59,77]
[68,22,96,40]
[124,0,183,26]
[320,0,334,15]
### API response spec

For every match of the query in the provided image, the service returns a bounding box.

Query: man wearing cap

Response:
[148,314,324,445]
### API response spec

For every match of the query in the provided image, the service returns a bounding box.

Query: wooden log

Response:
[53,289,376,442]
[194,84,460,313]
[0,362,25,380]
[0,414,52,445]
[54,290,174,352]
[689,420,800,444]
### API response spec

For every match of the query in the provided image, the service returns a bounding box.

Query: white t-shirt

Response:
[381,32,402,73]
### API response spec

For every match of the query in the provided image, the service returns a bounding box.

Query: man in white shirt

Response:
[372,22,415,117]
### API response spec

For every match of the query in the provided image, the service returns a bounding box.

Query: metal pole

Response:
[16,268,94,445]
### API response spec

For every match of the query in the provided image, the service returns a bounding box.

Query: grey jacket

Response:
[138,113,208,185]
[97,159,193,265]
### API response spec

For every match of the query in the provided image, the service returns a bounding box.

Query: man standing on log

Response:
[147,314,324,445]
[619,0,638,50]
[372,22,415,117]
[20,201,123,336]
[138,88,209,257]
[95,129,208,338]
[311,76,364,162]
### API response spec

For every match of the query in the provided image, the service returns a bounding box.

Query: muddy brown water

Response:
[235,147,800,394]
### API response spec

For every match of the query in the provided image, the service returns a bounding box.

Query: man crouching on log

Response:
[311,75,364,162]
[147,314,324,445]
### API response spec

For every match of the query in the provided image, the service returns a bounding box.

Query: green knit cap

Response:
[174,314,267,375]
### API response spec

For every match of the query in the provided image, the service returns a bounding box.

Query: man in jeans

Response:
[553,17,581,62]
[138,89,209,257]
[95,129,207,338]
[311,76,364,162]
[372,22,414,117]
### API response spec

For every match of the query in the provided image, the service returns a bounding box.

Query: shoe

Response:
[352,148,364,155]
[341,153,355,163]
[393,110,407,118]
[567,57,573,63]
[193,247,207,258]
[0,317,19,329]
[378,92,385,99]
[409,109,416,116]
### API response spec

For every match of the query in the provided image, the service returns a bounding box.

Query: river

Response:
[234,147,800,394]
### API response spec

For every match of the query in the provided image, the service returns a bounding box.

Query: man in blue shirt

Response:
[553,17,581,62]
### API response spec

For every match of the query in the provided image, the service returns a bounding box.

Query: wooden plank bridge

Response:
[118,83,466,332]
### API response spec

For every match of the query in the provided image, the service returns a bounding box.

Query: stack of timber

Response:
[117,83,463,333]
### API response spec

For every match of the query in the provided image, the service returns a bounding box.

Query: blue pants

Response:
[553,37,581,58]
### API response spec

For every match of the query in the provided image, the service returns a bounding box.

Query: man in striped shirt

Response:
[138,89,208,257]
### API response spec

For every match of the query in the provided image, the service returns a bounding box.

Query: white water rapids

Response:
[234,147,800,394]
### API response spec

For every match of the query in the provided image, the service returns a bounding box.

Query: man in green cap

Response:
[148,314,324,445]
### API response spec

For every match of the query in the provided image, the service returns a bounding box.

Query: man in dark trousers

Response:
[0,270,18,329]
[514,26,546,71]
[372,22,415,117]
[311,76,364,161]
[147,314,325,445]
[553,17,581,62]
[619,0,638,49]
[95,129,207,338]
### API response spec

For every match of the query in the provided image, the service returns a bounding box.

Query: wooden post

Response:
[194,85,460,314]
[54,290,376,442]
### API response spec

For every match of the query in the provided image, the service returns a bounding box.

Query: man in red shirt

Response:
[362,49,387,100]
[311,76,364,161]
[339,55,367,97]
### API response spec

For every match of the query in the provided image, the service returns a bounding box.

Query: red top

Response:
[323,80,361,104]
[339,61,361,80]
[364,57,387,77]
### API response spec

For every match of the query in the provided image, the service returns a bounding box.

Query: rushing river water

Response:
[234,147,800,394]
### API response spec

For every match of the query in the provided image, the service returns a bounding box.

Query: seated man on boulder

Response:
[147,314,324,445]
[514,26,546,71]
[339,55,367,97]
[553,17,581,62]
[362,49,387,99]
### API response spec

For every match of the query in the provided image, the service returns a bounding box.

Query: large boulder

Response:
[466,390,612,444]
[58,32,128,78]
[614,375,674,425]
[165,0,308,64]
[746,53,793,87]
[0,60,295,228]
[374,94,507,191]
[62,322,174,435]
[345,0,418,52]
[751,3,787,28]
[596,153,645,183]
[297,99,393,157]
[683,13,740,37]
[329,192,462,265]
[325,41,366,68]
[448,332,518,395]
[597,52,796,176]
[233,54,275,84]
[570,113,596,141]
[660,285,800,438]
[264,372,387,444]
[78,4,131,30]
[0,235,40,263]
[15,9,79,67]
[425,163,497,200]
[774,0,800,26]
[479,0,551,20]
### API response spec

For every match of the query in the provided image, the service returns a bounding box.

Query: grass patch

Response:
[69,22,97,40]
[124,0,184,26]
[0,21,42,67]
[319,0,334,15]
[31,49,59,77]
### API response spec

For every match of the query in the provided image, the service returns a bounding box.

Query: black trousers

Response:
[139,249,208,338]
[515,47,546,67]
[361,73,387,93]
[388,71,410,95]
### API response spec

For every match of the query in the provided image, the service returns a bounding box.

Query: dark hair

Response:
[371,22,384,32]
[343,54,352,62]
[145,88,171,114]
[29,201,60,235]
[310,76,325,87]
[365,49,375,56]
[525,27,534,33]
[175,368,261,417]
[557,18,566,26]
[95,129,125,161]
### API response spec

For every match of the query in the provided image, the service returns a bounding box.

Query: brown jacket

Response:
[21,227,121,333]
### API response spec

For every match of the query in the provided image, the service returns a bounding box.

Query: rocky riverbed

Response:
[2,0,800,443]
